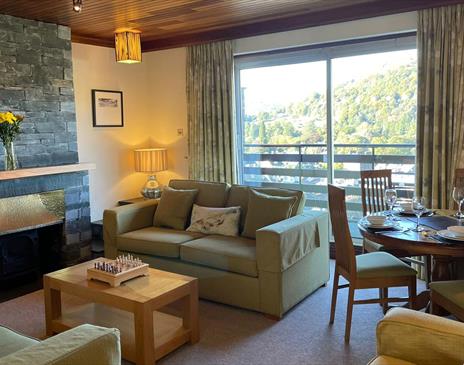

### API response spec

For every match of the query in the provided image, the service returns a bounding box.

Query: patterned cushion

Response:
[186,204,241,236]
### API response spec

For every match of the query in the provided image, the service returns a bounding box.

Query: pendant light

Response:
[115,31,142,64]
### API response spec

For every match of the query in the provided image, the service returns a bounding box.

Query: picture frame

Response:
[91,89,124,127]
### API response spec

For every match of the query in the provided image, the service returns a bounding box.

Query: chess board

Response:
[87,255,149,287]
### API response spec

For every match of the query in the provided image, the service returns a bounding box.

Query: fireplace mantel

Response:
[0,163,96,181]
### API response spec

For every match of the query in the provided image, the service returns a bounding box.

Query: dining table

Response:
[358,209,464,311]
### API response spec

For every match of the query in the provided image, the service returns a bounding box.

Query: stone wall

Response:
[0,14,77,168]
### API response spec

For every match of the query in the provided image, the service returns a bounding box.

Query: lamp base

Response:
[141,175,161,199]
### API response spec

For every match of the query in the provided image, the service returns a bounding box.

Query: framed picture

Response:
[91,89,124,127]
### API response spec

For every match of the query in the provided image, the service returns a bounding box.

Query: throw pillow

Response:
[153,187,198,230]
[186,204,241,236]
[242,189,297,239]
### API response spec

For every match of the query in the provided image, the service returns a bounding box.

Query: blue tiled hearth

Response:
[0,171,91,264]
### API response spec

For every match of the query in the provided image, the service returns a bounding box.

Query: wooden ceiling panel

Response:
[0,0,463,51]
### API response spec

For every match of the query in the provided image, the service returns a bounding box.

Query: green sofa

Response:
[104,180,329,318]
[0,324,121,365]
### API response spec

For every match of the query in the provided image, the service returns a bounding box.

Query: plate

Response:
[361,219,397,229]
[437,230,464,242]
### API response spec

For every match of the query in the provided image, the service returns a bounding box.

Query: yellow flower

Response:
[0,112,21,124]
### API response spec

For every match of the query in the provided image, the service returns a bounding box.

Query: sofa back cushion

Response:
[169,179,230,207]
[226,185,305,232]
[242,190,297,239]
[153,187,198,230]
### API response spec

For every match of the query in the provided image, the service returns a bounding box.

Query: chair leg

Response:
[408,276,417,310]
[329,269,339,324]
[382,287,389,314]
[345,285,355,343]
[378,288,383,307]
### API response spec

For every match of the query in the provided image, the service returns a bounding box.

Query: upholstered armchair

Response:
[368,308,464,365]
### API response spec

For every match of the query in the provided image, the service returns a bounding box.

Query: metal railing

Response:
[241,143,416,219]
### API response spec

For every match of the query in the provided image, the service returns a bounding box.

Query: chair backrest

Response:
[360,169,392,215]
[328,184,356,278]
[455,169,464,189]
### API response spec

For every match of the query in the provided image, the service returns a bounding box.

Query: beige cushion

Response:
[0,326,38,358]
[430,280,464,309]
[186,204,241,236]
[169,179,229,207]
[180,235,258,277]
[368,355,416,365]
[153,187,198,230]
[356,252,416,279]
[242,190,297,239]
[226,185,305,232]
[117,227,203,258]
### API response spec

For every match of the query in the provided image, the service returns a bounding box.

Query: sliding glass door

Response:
[235,35,417,235]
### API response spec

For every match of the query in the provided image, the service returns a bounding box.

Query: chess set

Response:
[87,254,149,287]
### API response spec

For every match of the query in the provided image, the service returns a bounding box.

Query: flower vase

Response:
[3,141,17,170]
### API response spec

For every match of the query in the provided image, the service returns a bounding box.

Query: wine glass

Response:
[412,196,426,231]
[384,189,397,220]
[452,187,464,219]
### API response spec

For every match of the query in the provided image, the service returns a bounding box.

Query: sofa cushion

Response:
[242,190,297,239]
[0,325,39,358]
[169,179,230,207]
[226,185,305,232]
[186,204,241,236]
[180,235,258,277]
[367,355,416,365]
[153,187,198,230]
[117,227,204,258]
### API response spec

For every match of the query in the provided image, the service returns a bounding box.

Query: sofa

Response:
[104,179,329,318]
[368,308,464,365]
[0,324,121,365]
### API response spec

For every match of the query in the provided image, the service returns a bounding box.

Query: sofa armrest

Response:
[0,324,121,365]
[103,200,158,258]
[376,308,464,365]
[256,211,329,273]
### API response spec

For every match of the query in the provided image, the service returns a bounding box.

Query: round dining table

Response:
[358,210,464,310]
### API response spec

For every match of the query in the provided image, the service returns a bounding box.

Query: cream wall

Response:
[73,12,417,221]
[72,44,187,221]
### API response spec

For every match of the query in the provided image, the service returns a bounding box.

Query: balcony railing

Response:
[241,143,415,220]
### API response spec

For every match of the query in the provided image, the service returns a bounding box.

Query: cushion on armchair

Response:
[242,189,297,239]
[153,187,198,230]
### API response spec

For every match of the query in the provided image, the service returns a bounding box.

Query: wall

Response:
[0,14,78,168]
[73,44,187,221]
[74,12,417,221]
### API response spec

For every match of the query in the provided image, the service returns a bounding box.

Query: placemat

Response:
[406,215,460,231]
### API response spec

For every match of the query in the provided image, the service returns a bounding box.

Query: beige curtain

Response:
[416,5,464,209]
[186,41,236,183]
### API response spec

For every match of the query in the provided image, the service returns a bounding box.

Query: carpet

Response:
[0,264,425,365]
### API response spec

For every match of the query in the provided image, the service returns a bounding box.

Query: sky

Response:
[240,49,417,115]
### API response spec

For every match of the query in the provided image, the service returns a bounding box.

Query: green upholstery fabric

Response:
[256,213,324,273]
[0,326,38,358]
[169,179,230,207]
[153,187,197,230]
[0,324,121,365]
[368,355,416,365]
[117,227,204,258]
[356,252,416,279]
[103,200,159,258]
[430,280,464,309]
[180,235,257,277]
[375,308,464,365]
[242,190,296,239]
[226,185,305,232]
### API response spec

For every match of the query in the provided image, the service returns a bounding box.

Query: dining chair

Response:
[430,280,464,321]
[328,184,417,342]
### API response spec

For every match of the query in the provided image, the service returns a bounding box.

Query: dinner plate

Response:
[361,219,397,229]
[437,230,464,242]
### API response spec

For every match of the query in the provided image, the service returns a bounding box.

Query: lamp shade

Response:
[134,148,167,173]
[115,31,142,64]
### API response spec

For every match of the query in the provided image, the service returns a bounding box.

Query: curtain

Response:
[416,5,464,209]
[186,41,236,183]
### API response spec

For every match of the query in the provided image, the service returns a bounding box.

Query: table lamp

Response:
[134,148,167,199]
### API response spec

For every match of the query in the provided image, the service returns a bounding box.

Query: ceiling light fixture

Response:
[73,0,83,13]
[115,31,142,64]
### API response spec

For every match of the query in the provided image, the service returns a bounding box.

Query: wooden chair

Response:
[430,280,464,321]
[453,168,464,209]
[328,184,417,342]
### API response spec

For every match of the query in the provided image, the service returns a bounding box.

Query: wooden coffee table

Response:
[43,258,199,365]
